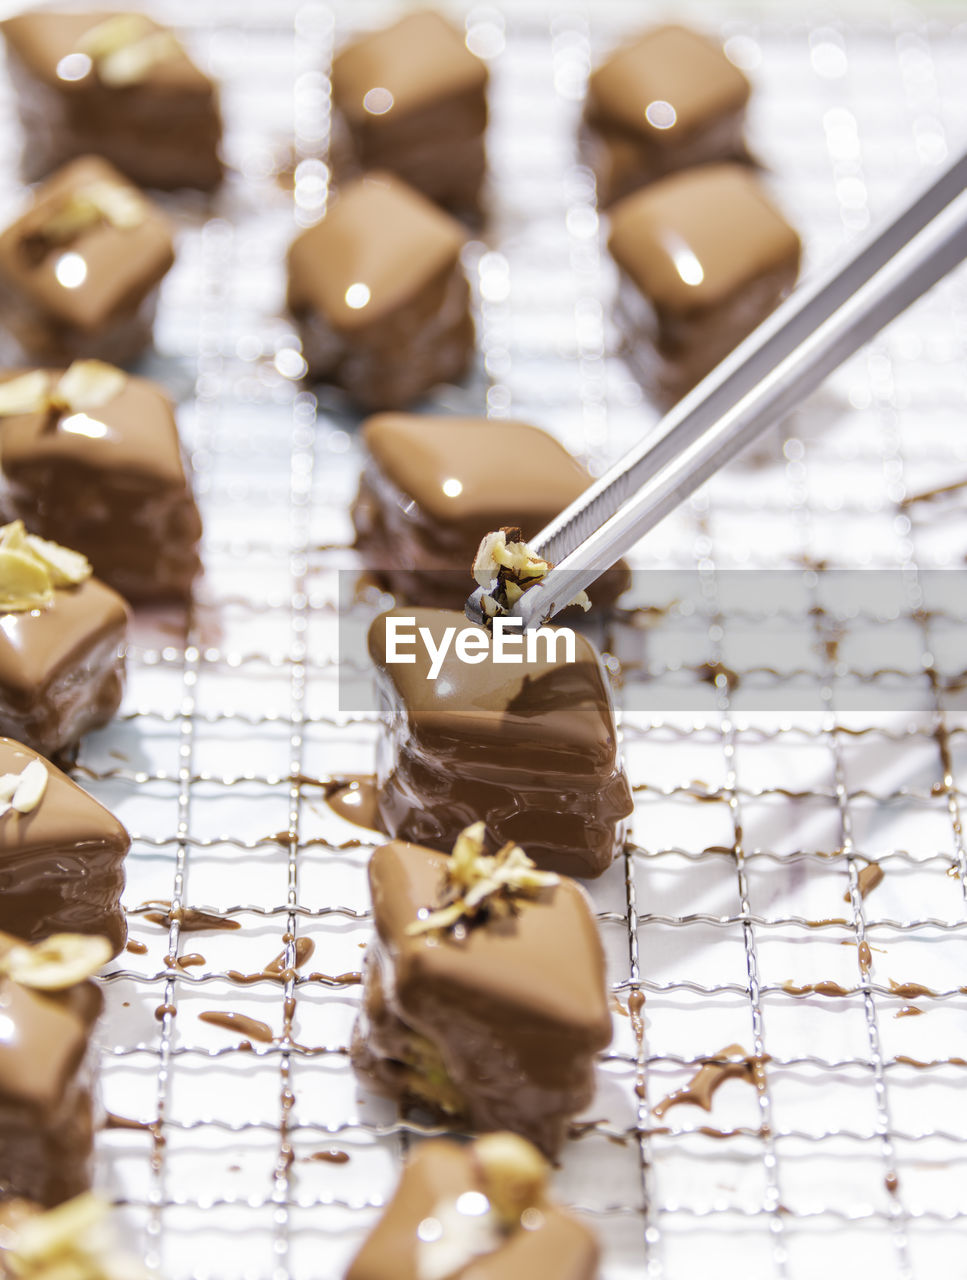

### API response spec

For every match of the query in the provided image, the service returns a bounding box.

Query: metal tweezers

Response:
[466,148,967,629]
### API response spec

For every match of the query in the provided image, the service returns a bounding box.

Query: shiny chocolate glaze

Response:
[287,173,474,410]
[1,370,202,601]
[1,11,222,191]
[330,11,488,216]
[346,1139,600,1280]
[0,156,174,366]
[582,24,751,206]
[352,414,630,610]
[0,576,129,759]
[0,965,103,1207]
[368,608,632,878]
[608,165,800,401]
[351,840,613,1158]
[0,738,128,956]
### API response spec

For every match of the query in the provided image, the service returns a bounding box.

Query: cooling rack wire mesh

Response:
[1,0,964,1276]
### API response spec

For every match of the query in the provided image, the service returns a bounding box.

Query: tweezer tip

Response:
[465,586,488,626]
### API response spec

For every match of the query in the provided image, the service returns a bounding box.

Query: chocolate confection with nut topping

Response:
[352,413,630,610]
[351,836,613,1157]
[0,522,129,760]
[0,363,202,602]
[0,933,108,1208]
[0,738,128,957]
[368,607,633,878]
[330,10,488,217]
[608,164,801,402]
[286,172,474,410]
[581,23,751,207]
[347,1136,600,1280]
[1,10,222,190]
[0,155,174,367]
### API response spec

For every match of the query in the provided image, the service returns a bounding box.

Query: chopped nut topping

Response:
[0,932,112,990]
[77,14,183,87]
[20,180,147,264]
[0,360,126,419]
[405,822,559,938]
[473,1133,549,1227]
[0,757,48,819]
[0,1192,148,1279]
[472,527,590,622]
[0,520,92,612]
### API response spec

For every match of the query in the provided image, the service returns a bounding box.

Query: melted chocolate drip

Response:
[652,1043,768,1119]
[199,1011,273,1043]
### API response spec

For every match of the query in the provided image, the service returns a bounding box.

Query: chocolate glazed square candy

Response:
[0,364,202,602]
[352,413,630,610]
[347,1136,600,1280]
[581,23,751,207]
[0,936,105,1207]
[368,607,633,878]
[330,10,489,217]
[0,738,129,957]
[1,10,223,191]
[351,838,613,1157]
[608,164,801,403]
[286,172,474,411]
[0,155,174,367]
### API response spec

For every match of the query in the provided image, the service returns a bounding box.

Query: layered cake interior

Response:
[351,831,613,1157]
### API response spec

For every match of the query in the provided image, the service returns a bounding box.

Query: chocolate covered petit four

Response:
[608,164,801,402]
[0,156,174,367]
[0,361,202,602]
[347,1133,600,1280]
[351,828,613,1156]
[0,931,109,1207]
[368,608,632,878]
[0,521,128,760]
[330,10,488,217]
[582,23,751,207]
[0,738,128,957]
[286,173,474,410]
[352,414,629,610]
[1,10,222,191]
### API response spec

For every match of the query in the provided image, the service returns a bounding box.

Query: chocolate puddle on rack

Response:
[138,899,242,932]
[652,1044,768,1120]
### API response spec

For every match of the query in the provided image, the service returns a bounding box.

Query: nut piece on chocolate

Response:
[352,414,630,609]
[582,23,751,207]
[330,10,489,218]
[472,527,590,622]
[608,164,801,403]
[368,607,633,878]
[0,363,202,602]
[287,173,474,411]
[0,156,175,367]
[346,1136,600,1280]
[0,931,106,1207]
[0,522,129,760]
[1,11,223,191]
[351,837,613,1157]
[0,1192,150,1280]
[0,738,129,957]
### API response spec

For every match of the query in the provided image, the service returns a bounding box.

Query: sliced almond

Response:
[8,1191,106,1266]
[97,29,182,87]
[0,547,54,610]
[474,1132,548,1226]
[77,13,154,59]
[24,533,91,588]
[11,759,47,814]
[0,771,22,802]
[0,369,52,417]
[54,359,126,411]
[2,933,112,990]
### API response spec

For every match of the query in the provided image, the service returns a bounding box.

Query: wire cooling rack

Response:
[1,0,964,1276]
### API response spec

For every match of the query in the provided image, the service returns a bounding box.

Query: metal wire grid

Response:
[0,0,959,1276]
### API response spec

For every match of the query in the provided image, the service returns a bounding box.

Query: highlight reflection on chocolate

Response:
[351,840,613,1157]
[0,943,103,1207]
[352,413,630,610]
[0,156,174,366]
[608,164,800,402]
[1,10,223,191]
[0,368,202,602]
[581,23,751,207]
[346,1138,599,1280]
[330,11,488,217]
[286,173,474,410]
[0,574,128,761]
[0,738,128,956]
[368,607,633,878]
